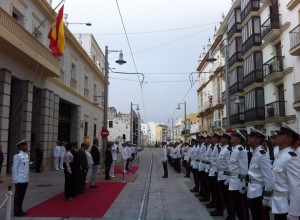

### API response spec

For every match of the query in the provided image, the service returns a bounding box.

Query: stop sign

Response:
[101,128,109,138]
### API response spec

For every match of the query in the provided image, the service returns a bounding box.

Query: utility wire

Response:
[92,22,219,36]
[116,0,147,122]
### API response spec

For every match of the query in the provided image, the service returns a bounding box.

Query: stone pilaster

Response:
[70,105,81,144]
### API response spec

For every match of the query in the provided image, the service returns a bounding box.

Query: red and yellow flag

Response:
[48,5,65,57]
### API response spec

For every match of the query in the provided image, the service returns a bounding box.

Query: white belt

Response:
[249,179,263,185]
[272,190,289,198]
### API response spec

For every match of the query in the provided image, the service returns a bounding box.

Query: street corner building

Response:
[0,0,105,177]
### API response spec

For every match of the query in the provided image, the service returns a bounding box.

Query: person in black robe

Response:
[104,142,113,180]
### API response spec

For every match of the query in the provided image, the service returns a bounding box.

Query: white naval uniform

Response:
[121,147,128,172]
[161,145,167,162]
[204,144,213,173]
[12,151,30,183]
[175,144,182,159]
[217,144,230,181]
[198,143,206,172]
[247,146,272,199]
[209,143,220,177]
[189,145,195,168]
[271,147,293,214]
[59,145,66,169]
[227,144,248,191]
[286,146,300,218]
[53,145,61,170]
[192,144,200,169]
[109,143,118,177]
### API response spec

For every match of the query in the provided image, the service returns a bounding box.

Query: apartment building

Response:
[198,0,300,135]
[0,0,105,175]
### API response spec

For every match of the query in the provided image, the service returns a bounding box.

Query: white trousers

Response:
[90,164,99,186]
[59,157,64,169]
[122,159,127,173]
[109,160,116,177]
[54,156,59,170]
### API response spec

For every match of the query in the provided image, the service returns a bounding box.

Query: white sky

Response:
[52,0,232,125]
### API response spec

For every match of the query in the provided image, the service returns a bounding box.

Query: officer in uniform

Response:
[12,139,30,217]
[190,139,200,192]
[161,141,168,178]
[286,136,300,220]
[271,122,299,220]
[226,129,249,220]
[195,135,206,197]
[247,128,273,220]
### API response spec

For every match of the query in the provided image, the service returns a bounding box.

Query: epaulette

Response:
[259,150,266,155]
[289,152,297,157]
[238,146,243,151]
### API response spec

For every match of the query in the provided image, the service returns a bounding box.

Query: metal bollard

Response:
[6,186,13,220]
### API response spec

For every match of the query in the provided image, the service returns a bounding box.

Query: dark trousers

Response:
[185,161,190,177]
[64,169,74,199]
[14,182,28,215]
[126,159,130,170]
[230,190,249,220]
[162,161,168,177]
[208,176,217,205]
[192,168,199,191]
[176,158,181,173]
[105,163,112,179]
[35,159,42,173]
[204,172,210,200]
[79,168,87,192]
[199,171,205,196]
[274,213,287,220]
[220,181,234,218]
[214,179,224,213]
[249,196,270,220]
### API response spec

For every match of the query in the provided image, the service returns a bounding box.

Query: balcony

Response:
[214,120,222,130]
[261,14,281,41]
[204,100,213,111]
[211,95,223,110]
[287,0,300,10]
[265,101,286,118]
[230,113,245,125]
[293,82,300,111]
[181,130,190,135]
[245,107,265,122]
[222,91,227,102]
[263,56,284,84]
[290,24,300,56]
[242,34,261,55]
[0,7,60,77]
[228,52,243,68]
[243,70,263,89]
[227,22,242,41]
[222,118,228,129]
[229,81,244,96]
[241,0,260,22]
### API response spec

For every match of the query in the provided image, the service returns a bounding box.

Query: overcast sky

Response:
[52,0,232,125]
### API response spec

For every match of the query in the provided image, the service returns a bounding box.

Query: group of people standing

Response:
[120,142,137,173]
[161,122,300,220]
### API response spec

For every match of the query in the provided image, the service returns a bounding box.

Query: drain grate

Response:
[37,184,53,187]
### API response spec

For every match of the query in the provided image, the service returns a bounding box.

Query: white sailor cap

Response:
[276,122,300,140]
[16,139,27,148]
[232,129,246,141]
[248,127,266,139]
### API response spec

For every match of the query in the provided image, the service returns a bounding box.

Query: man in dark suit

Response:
[90,137,100,188]
[70,143,80,195]
[104,142,113,180]
[77,142,88,193]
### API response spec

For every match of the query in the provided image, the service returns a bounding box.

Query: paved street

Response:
[0,148,221,220]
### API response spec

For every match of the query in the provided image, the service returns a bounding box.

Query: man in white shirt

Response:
[161,141,168,178]
[53,142,61,170]
[121,143,128,173]
[59,143,66,170]
[109,141,118,177]
[12,139,30,217]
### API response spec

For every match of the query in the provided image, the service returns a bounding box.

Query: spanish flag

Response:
[48,5,65,57]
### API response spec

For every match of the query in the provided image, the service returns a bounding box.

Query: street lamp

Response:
[177,101,187,141]
[102,46,126,165]
[66,22,92,26]
[130,102,140,144]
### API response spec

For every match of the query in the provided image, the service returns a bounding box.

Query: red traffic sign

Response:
[101,128,109,138]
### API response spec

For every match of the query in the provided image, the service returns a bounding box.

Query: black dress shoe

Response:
[206,204,216,209]
[105,177,111,180]
[183,175,190,178]
[199,198,209,202]
[162,176,168,178]
[195,194,201,197]
[190,189,199,192]
[90,185,98,188]
[210,211,223,216]
[14,212,25,217]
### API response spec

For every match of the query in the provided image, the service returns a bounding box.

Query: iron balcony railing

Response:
[242,34,261,54]
[228,52,243,68]
[181,130,190,135]
[227,22,242,40]
[294,82,300,103]
[263,56,284,77]
[243,69,263,88]
[222,118,228,129]
[230,113,245,125]
[241,0,260,21]
[245,107,265,121]
[222,91,226,102]
[290,24,300,50]
[229,81,244,96]
[261,14,281,39]
[265,101,286,118]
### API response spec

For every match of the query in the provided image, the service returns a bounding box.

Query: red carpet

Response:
[113,165,139,174]
[27,182,126,218]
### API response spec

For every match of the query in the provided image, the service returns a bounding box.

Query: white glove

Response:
[239,180,247,194]
[263,196,271,207]
[224,179,229,186]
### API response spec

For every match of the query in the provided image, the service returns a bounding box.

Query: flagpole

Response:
[32,0,65,36]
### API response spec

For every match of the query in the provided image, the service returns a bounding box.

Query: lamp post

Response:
[130,102,140,144]
[102,46,126,165]
[177,101,187,141]
[66,22,92,27]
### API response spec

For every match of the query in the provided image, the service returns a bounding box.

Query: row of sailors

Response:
[120,142,138,173]
[165,122,299,220]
